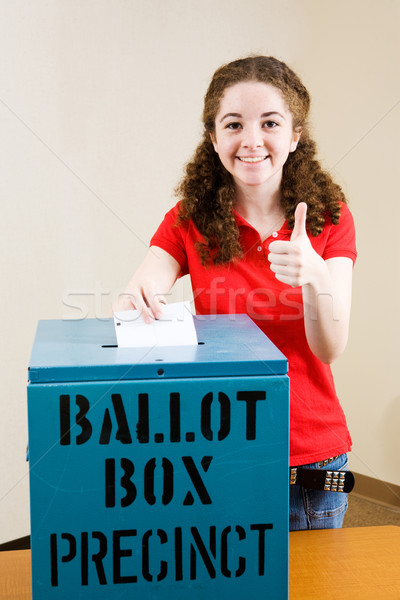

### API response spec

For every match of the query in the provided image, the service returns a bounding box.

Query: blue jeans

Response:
[289,453,349,531]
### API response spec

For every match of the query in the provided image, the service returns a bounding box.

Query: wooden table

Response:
[289,525,400,599]
[1,526,399,599]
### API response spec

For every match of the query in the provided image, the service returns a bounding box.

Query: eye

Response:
[263,120,279,128]
[225,122,242,130]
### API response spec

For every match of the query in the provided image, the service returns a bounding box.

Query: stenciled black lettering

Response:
[105,459,116,508]
[112,394,132,443]
[50,533,58,586]
[99,394,132,445]
[81,532,89,585]
[200,392,231,441]
[50,533,77,587]
[92,531,107,585]
[137,393,149,443]
[174,527,183,581]
[162,458,174,505]
[221,526,246,578]
[59,395,70,445]
[201,392,213,440]
[120,458,137,507]
[61,533,77,563]
[50,523,272,586]
[142,529,168,582]
[99,409,112,444]
[144,458,156,505]
[237,391,266,440]
[144,458,174,506]
[169,392,181,442]
[190,526,216,580]
[182,456,213,505]
[75,395,92,445]
[250,523,273,576]
[217,392,231,440]
[113,530,137,584]
[106,458,137,508]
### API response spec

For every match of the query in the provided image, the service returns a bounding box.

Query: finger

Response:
[273,272,301,288]
[290,202,307,241]
[113,291,138,313]
[268,240,291,254]
[269,263,298,278]
[269,253,291,266]
[270,263,302,286]
[151,294,167,320]
[119,289,155,324]
[142,283,166,321]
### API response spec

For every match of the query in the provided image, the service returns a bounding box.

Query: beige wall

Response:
[1,0,399,543]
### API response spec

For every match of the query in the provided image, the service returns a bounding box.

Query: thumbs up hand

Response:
[268,202,324,288]
[290,201,308,243]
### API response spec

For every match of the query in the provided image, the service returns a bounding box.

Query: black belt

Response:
[290,457,355,493]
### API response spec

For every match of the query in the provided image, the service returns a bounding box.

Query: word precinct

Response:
[50,523,274,586]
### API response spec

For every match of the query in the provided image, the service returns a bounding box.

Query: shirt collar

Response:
[232,208,291,237]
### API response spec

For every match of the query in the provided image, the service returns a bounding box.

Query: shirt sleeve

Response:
[322,203,357,264]
[150,202,189,275]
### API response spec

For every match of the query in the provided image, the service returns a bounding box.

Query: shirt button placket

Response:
[256,243,266,266]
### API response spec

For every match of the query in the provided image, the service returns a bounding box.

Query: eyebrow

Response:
[219,111,285,123]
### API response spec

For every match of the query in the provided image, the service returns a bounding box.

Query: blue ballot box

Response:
[27,314,289,599]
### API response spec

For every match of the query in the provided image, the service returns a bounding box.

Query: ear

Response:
[209,131,218,153]
[290,127,302,152]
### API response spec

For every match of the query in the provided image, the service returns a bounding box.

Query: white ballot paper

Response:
[113,301,198,348]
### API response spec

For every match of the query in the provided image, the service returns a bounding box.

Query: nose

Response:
[241,124,263,149]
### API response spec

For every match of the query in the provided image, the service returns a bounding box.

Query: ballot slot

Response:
[101,341,205,348]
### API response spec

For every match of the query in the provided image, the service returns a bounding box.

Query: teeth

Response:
[238,156,266,163]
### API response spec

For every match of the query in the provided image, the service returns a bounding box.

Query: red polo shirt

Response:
[151,201,357,466]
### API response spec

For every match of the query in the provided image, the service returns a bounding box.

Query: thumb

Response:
[291,202,308,241]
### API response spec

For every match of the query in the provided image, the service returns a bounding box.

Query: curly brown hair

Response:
[176,56,347,265]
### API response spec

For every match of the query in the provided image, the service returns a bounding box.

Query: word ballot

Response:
[27,315,289,599]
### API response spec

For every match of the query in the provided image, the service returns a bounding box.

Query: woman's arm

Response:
[113,246,182,323]
[301,256,353,363]
[268,203,353,364]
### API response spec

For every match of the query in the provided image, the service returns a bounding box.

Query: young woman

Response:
[114,56,357,530]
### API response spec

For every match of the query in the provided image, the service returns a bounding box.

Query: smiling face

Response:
[210,81,301,198]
